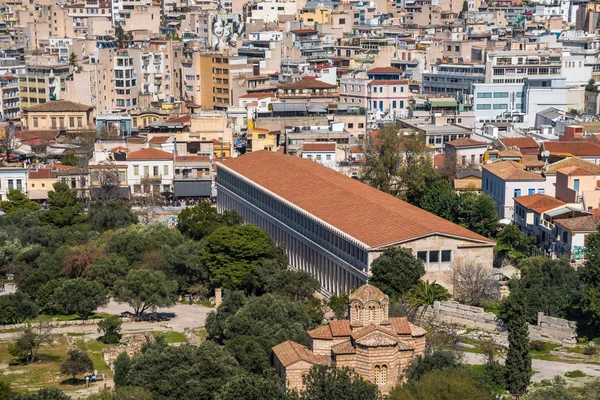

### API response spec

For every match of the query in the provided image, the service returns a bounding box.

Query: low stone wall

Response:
[423,301,577,347]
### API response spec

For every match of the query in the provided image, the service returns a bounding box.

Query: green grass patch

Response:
[529,342,562,360]
[26,312,116,323]
[565,370,587,378]
[193,329,208,342]
[483,301,501,316]
[66,332,86,337]
[152,331,187,344]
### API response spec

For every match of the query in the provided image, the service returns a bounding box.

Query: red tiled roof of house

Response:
[554,215,600,232]
[557,166,597,176]
[25,100,93,112]
[546,157,600,174]
[28,168,56,179]
[166,114,191,125]
[148,136,170,144]
[483,161,544,181]
[514,194,566,214]
[127,148,173,160]
[272,340,330,367]
[446,137,487,148]
[111,146,128,152]
[521,155,544,168]
[16,130,60,141]
[499,137,539,154]
[542,141,600,157]
[302,142,336,152]
[329,320,352,337]
[219,151,493,248]
[367,67,403,74]
[434,153,445,169]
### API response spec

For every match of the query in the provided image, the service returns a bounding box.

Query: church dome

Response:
[349,284,388,305]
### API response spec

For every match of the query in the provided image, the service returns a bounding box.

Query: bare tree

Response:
[448,257,499,307]
[8,321,53,363]
[133,177,162,223]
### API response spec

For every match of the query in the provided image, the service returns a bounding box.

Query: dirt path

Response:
[461,352,600,383]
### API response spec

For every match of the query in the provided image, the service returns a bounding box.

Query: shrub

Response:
[565,370,586,378]
[529,340,547,352]
[584,345,597,356]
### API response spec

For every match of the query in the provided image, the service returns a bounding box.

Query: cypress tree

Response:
[505,290,532,399]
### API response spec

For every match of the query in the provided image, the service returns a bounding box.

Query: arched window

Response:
[367,304,376,322]
[381,365,387,384]
[353,303,361,321]
[374,366,381,384]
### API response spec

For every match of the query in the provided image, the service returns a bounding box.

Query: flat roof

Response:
[218,151,493,249]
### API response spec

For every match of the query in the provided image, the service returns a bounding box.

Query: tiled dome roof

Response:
[349,284,387,304]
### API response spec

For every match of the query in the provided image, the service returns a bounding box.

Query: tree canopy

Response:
[87,200,138,232]
[41,183,86,227]
[369,247,425,299]
[51,278,108,319]
[60,349,94,379]
[177,203,243,241]
[300,365,380,400]
[0,190,39,215]
[114,269,178,316]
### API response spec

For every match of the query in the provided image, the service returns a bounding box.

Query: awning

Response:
[271,103,307,113]
[173,180,212,198]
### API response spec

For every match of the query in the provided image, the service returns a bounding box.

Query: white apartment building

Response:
[484,50,562,84]
[126,148,174,195]
[0,167,28,201]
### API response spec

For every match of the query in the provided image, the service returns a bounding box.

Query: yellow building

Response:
[130,109,172,131]
[248,127,279,152]
[299,6,332,23]
[23,100,94,131]
[28,168,59,200]
[199,53,232,110]
[19,60,72,108]
[88,163,130,199]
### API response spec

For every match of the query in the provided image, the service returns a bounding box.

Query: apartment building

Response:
[0,74,19,120]
[421,63,485,99]
[19,56,71,108]
[22,100,94,131]
[112,50,140,111]
[0,167,28,200]
[126,148,174,195]
[484,50,562,84]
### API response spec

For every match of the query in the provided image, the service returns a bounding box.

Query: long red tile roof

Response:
[218,151,494,248]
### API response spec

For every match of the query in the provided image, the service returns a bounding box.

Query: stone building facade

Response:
[272,284,426,394]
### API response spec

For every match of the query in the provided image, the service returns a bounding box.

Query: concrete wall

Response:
[424,300,577,347]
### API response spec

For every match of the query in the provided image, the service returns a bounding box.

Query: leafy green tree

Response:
[500,257,580,324]
[216,374,290,400]
[86,387,154,400]
[505,289,532,398]
[0,379,13,400]
[0,292,39,324]
[113,352,132,387]
[263,269,320,303]
[417,179,459,222]
[122,341,239,400]
[114,25,132,49]
[68,52,79,67]
[8,323,53,363]
[177,203,243,240]
[86,255,130,292]
[41,183,85,227]
[329,292,350,320]
[114,269,177,316]
[458,192,499,238]
[495,224,536,262]
[60,349,93,380]
[104,224,184,265]
[0,190,39,214]
[406,280,451,316]
[51,278,108,319]
[60,154,79,166]
[369,247,425,299]
[579,227,600,335]
[88,200,138,232]
[98,315,123,344]
[205,291,247,341]
[403,348,462,383]
[586,78,596,92]
[390,368,493,400]
[301,365,380,400]
[12,388,71,400]
[200,224,280,290]
[221,293,318,374]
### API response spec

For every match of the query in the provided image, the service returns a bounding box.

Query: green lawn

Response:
[0,336,112,394]
[530,343,562,361]
[565,370,587,378]
[27,313,116,323]
[151,331,188,344]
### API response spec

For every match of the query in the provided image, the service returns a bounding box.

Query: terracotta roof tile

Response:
[499,137,539,153]
[446,137,487,148]
[166,114,191,125]
[16,130,60,141]
[272,340,330,367]
[329,320,352,337]
[331,340,356,354]
[127,148,173,160]
[499,149,523,158]
[546,157,600,174]
[389,317,412,335]
[554,215,600,232]
[28,168,56,179]
[557,166,596,176]
[521,155,544,168]
[351,323,397,341]
[349,284,387,304]
[303,142,336,152]
[219,151,494,248]
[307,325,333,340]
[239,92,274,99]
[367,67,403,74]
[513,194,565,214]
[148,136,170,144]
[25,100,93,113]
[543,141,600,157]
[483,161,544,181]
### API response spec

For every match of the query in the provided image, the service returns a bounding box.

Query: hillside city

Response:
[3,0,600,399]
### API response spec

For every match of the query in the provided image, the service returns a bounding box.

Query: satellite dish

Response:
[541,150,550,158]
